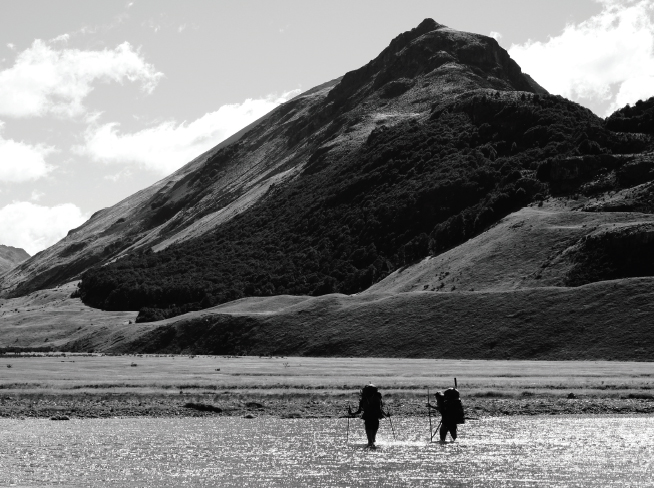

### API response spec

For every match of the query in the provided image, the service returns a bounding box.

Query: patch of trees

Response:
[606,97,654,135]
[78,93,650,321]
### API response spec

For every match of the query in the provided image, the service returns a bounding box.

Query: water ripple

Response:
[0,416,652,486]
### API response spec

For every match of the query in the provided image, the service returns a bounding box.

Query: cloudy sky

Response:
[1,0,653,255]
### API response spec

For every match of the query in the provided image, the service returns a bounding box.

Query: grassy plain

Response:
[1,354,652,419]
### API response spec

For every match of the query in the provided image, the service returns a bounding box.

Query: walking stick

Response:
[387,410,397,441]
[346,403,350,444]
[427,388,433,442]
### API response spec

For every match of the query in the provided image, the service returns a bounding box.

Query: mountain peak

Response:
[387,18,445,52]
[327,18,543,108]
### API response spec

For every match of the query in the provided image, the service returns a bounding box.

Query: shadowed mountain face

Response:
[0,246,29,275]
[2,19,653,330]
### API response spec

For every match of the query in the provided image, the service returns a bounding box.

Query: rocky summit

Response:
[1,20,653,359]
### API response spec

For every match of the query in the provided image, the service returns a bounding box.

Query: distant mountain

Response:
[0,246,29,275]
[2,19,653,332]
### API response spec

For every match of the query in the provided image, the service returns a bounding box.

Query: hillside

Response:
[76,88,650,322]
[0,281,138,351]
[365,200,654,294]
[70,19,649,322]
[61,277,654,360]
[2,200,653,361]
[0,245,29,275]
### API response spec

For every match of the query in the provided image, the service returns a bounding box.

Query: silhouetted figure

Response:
[428,387,465,442]
[348,384,388,448]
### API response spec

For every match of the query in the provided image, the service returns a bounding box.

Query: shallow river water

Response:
[0,416,652,487]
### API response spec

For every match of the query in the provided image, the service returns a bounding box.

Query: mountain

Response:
[1,19,653,359]
[0,246,29,275]
[1,19,549,301]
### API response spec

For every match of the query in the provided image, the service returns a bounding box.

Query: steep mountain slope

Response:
[0,92,318,296]
[0,246,29,274]
[77,87,649,321]
[1,18,548,302]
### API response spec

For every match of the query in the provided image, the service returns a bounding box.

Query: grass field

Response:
[1,354,652,396]
[2,355,652,419]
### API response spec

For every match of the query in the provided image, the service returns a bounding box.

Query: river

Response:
[1,416,652,486]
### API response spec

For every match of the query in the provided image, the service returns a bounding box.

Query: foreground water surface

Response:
[0,416,652,487]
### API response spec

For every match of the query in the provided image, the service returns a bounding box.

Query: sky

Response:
[0,0,653,255]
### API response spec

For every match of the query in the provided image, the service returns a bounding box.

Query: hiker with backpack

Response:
[348,384,389,448]
[427,387,465,442]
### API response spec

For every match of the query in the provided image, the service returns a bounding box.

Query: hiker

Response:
[348,383,389,448]
[427,387,465,442]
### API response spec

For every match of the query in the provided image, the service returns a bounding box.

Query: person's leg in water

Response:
[365,419,379,447]
[450,423,458,441]
[439,422,448,442]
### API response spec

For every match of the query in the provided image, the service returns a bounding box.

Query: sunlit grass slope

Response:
[0,282,139,350]
[365,201,654,294]
[97,276,653,360]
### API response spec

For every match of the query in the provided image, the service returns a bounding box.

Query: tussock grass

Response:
[0,355,652,402]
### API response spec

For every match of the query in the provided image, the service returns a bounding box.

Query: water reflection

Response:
[0,416,652,486]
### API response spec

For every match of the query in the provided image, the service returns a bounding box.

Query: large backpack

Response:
[361,384,384,420]
[439,388,465,424]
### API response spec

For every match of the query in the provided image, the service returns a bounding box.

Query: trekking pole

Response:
[454,377,457,388]
[427,388,433,442]
[387,410,397,441]
[346,403,350,444]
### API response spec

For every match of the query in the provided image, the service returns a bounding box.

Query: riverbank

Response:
[2,392,653,419]
[1,355,653,419]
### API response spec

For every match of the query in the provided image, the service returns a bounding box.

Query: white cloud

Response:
[30,190,44,201]
[0,40,162,118]
[0,201,87,255]
[489,31,503,41]
[509,0,654,115]
[75,90,301,175]
[50,33,70,44]
[0,121,55,182]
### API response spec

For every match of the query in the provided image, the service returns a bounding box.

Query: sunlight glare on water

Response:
[0,416,653,486]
